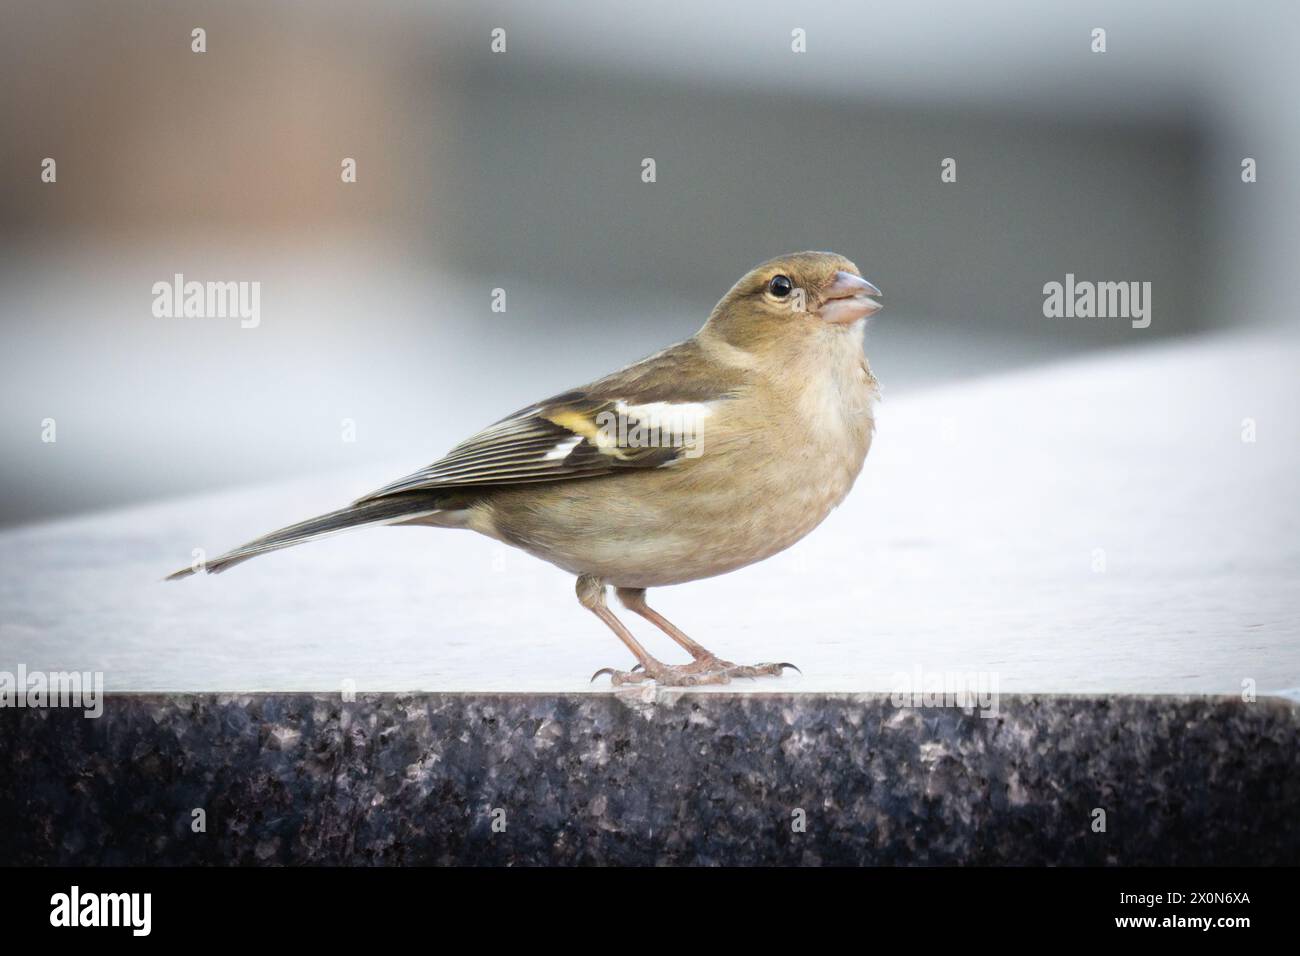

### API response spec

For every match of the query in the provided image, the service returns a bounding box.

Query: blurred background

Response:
[1,0,1297,526]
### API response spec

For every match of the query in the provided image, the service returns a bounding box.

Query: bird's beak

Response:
[818,271,883,324]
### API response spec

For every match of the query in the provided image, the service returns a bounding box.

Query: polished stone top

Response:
[1,333,1296,696]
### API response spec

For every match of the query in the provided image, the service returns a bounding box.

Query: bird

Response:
[168,251,883,686]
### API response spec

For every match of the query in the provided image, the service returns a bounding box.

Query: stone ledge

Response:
[2,692,1296,865]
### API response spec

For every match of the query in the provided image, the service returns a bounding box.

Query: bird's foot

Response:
[591,656,799,687]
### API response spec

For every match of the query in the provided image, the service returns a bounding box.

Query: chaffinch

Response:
[170,252,884,685]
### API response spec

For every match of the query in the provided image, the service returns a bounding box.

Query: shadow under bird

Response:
[169,251,884,685]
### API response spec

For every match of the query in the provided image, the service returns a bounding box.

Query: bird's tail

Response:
[165,494,445,580]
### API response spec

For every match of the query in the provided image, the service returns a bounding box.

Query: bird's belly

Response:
[477,445,866,588]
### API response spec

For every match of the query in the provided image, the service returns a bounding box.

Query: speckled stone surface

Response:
[1,692,1297,865]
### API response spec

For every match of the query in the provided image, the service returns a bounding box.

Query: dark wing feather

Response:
[356,340,738,503]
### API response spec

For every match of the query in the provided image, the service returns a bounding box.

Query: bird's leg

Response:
[596,586,797,685]
[615,587,718,665]
[577,575,670,685]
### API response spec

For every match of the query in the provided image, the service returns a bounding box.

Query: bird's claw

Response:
[589,662,645,684]
[589,658,799,687]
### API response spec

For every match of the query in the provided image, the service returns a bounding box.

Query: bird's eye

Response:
[768,274,793,298]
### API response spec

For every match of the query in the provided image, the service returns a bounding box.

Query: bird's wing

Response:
[356,340,737,502]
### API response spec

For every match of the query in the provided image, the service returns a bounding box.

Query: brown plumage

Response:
[169,251,884,685]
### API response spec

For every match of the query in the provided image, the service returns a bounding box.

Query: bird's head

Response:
[702,251,882,350]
